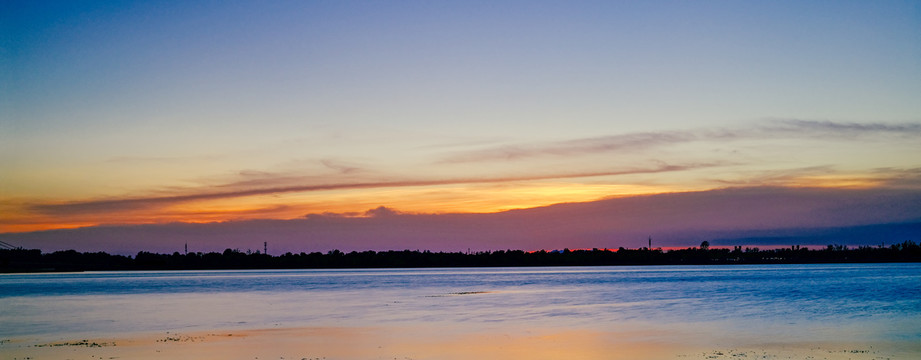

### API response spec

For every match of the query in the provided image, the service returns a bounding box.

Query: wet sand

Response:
[3,326,918,360]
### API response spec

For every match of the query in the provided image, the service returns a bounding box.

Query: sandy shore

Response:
[2,326,918,360]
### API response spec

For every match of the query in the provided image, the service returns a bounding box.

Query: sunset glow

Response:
[2,1,920,252]
[4,4,921,360]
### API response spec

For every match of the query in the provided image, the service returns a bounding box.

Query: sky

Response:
[2,1,921,251]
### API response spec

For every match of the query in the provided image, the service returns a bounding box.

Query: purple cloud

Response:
[6,186,921,255]
[25,162,722,217]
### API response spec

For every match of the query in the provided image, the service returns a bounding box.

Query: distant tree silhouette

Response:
[2,240,920,272]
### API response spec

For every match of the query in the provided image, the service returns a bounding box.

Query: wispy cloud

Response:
[106,154,228,164]
[439,131,699,163]
[200,159,370,191]
[872,167,921,189]
[439,119,921,164]
[319,158,363,174]
[27,162,722,216]
[761,119,921,136]
[710,165,921,190]
[710,165,839,186]
[14,119,920,232]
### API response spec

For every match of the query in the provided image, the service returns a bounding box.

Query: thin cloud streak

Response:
[872,167,921,189]
[709,165,921,189]
[710,165,838,186]
[320,159,363,174]
[27,162,723,216]
[440,131,698,163]
[441,119,921,164]
[762,119,921,135]
[105,154,228,164]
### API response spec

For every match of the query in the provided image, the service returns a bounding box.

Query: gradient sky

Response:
[2,1,921,243]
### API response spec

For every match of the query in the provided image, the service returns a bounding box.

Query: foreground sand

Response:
[3,326,918,360]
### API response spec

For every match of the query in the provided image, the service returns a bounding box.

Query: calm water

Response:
[1,263,920,344]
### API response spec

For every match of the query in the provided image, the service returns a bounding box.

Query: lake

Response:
[2,263,920,358]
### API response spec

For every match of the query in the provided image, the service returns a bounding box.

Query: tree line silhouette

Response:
[1,241,919,272]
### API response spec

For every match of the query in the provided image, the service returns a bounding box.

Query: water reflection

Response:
[1,263,919,345]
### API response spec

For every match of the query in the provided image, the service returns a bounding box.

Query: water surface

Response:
[2,264,919,345]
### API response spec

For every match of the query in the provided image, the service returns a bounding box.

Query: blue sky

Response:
[2,1,920,239]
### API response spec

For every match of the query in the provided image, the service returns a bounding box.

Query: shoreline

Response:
[5,261,921,275]
[3,326,918,360]
[4,244,919,273]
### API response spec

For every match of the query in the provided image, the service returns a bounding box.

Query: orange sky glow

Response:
[3,1,920,254]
